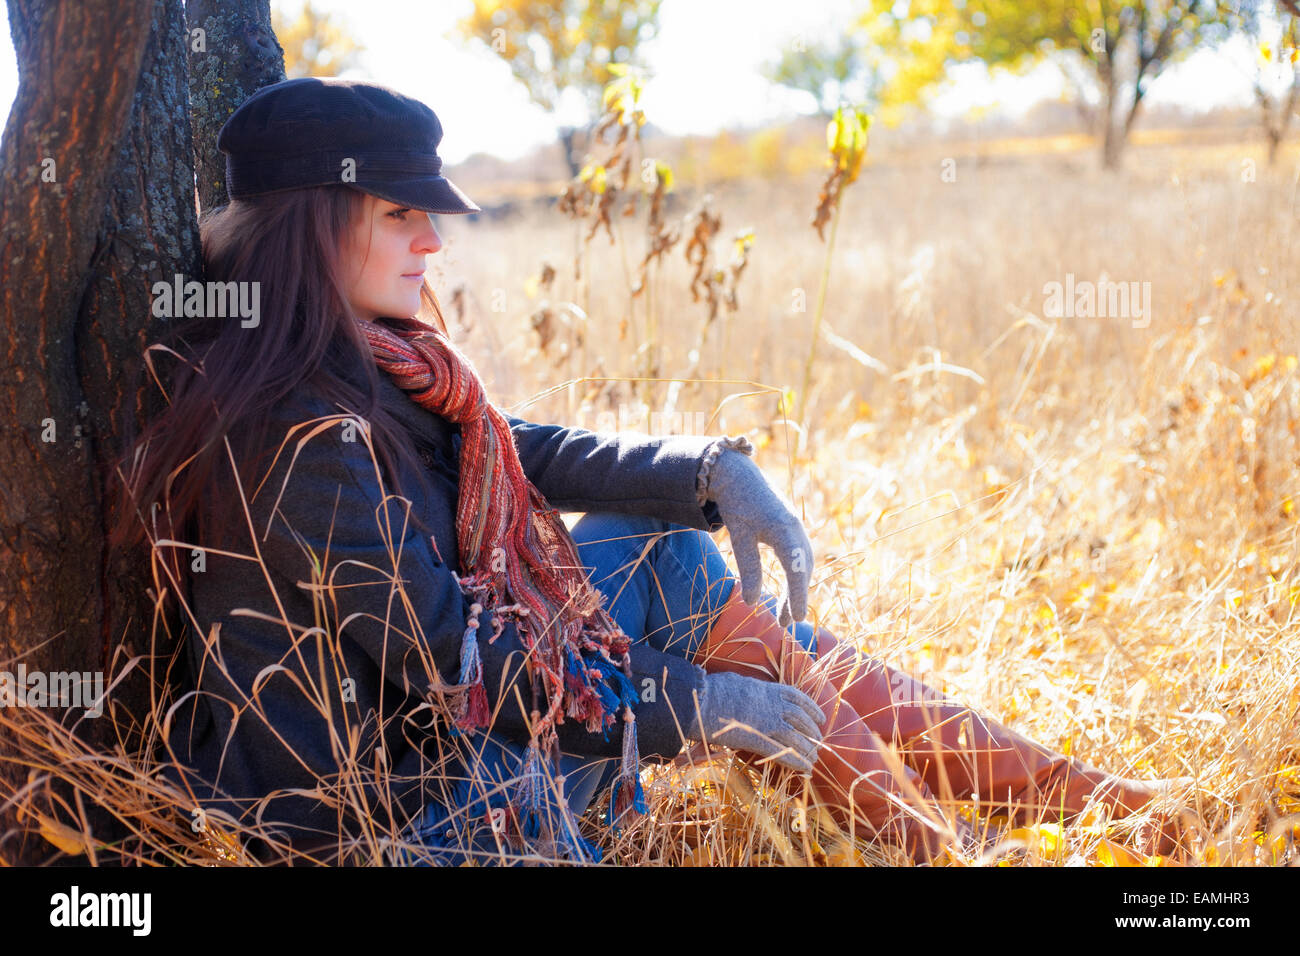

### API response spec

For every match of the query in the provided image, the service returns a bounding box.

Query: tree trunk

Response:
[1102,119,1125,170]
[558,124,583,179]
[87,0,205,789]
[186,0,286,216]
[0,0,284,865]
[0,0,157,865]
[1100,60,1125,171]
[1266,76,1300,168]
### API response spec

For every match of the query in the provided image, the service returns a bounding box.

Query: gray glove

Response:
[686,670,826,773]
[703,443,815,626]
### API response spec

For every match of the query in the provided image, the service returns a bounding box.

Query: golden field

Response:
[429,127,1300,865]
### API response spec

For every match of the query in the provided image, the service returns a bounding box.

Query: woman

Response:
[111,77,1188,866]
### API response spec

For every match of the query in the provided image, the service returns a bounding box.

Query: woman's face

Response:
[340,193,443,321]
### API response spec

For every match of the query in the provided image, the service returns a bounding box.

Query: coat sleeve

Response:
[251,400,704,760]
[502,412,728,533]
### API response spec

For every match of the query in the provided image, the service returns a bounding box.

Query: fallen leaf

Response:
[1095,838,1143,867]
[38,815,88,856]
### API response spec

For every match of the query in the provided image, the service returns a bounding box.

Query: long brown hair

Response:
[108,185,442,582]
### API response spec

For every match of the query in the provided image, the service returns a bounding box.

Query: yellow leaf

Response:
[1075,806,1106,828]
[826,110,843,152]
[824,106,872,184]
[826,841,865,866]
[1252,830,1289,862]
[654,160,674,192]
[1096,838,1143,867]
[1006,823,1061,854]
[602,79,627,110]
[38,815,88,856]
[681,845,704,866]
[1246,352,1276,387]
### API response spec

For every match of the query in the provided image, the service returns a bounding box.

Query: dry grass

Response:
[433,132,1300,866]
[5,131,1299,867]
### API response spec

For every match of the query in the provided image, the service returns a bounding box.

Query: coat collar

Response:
[371,368,460,457]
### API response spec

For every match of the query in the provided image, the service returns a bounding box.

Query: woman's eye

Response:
[389,209,409,220]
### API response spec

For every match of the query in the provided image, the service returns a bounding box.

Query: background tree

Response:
[762,33,885,119]
[272,0,364,79]
[1219,0,1299,165]
[853,0,965,128]
[867,0,1233,169]
[0,0,285,864]
[456,0,662,177]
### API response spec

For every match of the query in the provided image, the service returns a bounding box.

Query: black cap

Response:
[217,77,481,214]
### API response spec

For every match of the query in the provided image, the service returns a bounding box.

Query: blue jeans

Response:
[397,511,819,865]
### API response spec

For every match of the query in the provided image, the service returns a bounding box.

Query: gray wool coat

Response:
[163,368,730,850]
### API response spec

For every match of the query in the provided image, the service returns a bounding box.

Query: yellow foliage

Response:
[748,126,788,180]
[826,106,872,185]
[457,0,662,115]
[1006,822,1061,855]
[272,1,364,79]
[38,814,88,856]
[1095,839,1145,866]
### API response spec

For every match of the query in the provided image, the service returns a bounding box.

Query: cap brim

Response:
[359,175,481,215]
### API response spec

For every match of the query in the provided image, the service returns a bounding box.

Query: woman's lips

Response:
[401,274,423,281]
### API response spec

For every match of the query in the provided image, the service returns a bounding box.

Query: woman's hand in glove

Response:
[702,440,815,627]
[685,670,826,773]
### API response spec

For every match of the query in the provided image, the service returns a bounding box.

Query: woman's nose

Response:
[417,216,442,255]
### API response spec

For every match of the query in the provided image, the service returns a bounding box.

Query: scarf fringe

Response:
[505,736,601,863]
[452,601,489,732]
[611,710,647,825]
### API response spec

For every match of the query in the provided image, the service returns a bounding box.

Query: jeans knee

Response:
[569,510,674,546]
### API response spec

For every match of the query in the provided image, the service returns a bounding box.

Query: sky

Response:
[0,0,1271,166]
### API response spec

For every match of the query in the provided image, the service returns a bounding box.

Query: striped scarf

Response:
[358,317,646,860]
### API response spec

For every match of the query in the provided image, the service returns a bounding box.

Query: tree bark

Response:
[559,124,584,179]
[0,0,157,865]
[186,0,285,216]
[1101,56,1124,170]
[0,0,285,865]
[1267,74,1299,167]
